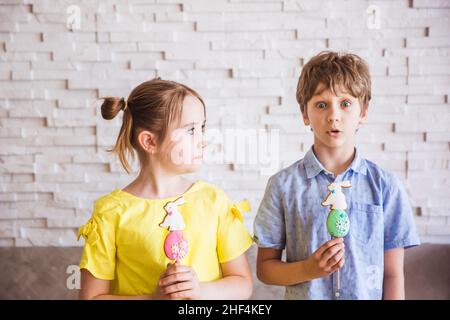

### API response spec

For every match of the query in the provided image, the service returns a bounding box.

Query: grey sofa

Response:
[1,244,449,299]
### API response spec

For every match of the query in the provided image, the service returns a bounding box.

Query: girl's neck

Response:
[123,163,193,200]
[312,144,356,178]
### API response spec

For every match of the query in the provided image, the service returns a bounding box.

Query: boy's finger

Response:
[326,248,345,269]
[329,257,345,273]
[315,238,344,256]
[321,243,344,262]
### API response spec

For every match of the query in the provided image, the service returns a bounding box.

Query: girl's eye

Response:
[187,128,195,135]
[201,125,205,133]
[341,100,352,108]
[316,102,326,109]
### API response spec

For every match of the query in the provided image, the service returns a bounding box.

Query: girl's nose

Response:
[198,136,207,149]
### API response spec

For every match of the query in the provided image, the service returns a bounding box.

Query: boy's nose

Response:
[327,116,340,123]
[327,105,341,123]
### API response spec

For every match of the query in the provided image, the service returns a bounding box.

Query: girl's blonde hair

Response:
[101,78,205,173]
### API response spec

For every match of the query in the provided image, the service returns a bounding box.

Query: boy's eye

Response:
[341,100,352,108]
[316,102,327,109]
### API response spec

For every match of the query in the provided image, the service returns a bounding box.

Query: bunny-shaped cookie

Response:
[160,196,186,231]
[160,196,188,261]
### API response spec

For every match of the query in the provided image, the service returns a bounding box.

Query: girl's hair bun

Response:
[101,97,126,120]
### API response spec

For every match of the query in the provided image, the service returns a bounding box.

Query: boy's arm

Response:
[256,238,345,286]
[382,247,405,300]
[256,248,313,285]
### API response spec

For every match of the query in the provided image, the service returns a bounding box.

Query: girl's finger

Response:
[166,263,192,274]
[159,271,193,286]
[170,289,193,300]
[163,281,194,295]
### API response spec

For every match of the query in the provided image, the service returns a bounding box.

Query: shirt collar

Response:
[303,147,367,179]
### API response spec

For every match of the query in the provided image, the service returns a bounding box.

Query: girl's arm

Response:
[159,253,253,300]
[256,238,345,286]
[382,247,405,300]
[199,252,253,299]
[79,269,165,300]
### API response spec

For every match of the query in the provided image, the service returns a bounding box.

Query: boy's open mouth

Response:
[327,129,342,136]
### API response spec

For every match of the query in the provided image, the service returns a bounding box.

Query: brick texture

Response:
[0,0,449,246]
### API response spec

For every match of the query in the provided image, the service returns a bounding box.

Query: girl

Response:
[77,79,253,300]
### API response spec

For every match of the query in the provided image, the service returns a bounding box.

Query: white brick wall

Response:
[0,0,449,246]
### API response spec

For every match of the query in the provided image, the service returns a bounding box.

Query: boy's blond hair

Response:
[296,51,371,113]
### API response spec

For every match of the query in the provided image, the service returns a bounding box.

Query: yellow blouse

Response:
[77,180,253,296]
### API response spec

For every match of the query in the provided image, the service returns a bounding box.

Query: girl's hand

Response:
[305,237,345,279]
[151,268,172,300]
[159,262,202,300]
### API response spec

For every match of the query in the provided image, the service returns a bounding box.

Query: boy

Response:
[253,51,420,300]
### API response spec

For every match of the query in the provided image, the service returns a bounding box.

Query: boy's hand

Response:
[305,237,345,279]
[158,262,202,300]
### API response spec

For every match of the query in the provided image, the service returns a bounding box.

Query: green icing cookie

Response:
[326,209,350,238]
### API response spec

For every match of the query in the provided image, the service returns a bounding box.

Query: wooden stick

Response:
[336,269,340,298]
[333,236,341,298]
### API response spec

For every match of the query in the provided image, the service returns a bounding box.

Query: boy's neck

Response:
[312,144,356,178]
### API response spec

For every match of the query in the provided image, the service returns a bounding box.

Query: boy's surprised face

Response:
[302,83,368,149]
[159,95,206,174]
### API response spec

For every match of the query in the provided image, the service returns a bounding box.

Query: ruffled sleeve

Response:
[78,196,121,280]
[216,194,254,263]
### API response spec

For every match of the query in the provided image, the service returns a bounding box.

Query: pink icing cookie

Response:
[164,230,188,261]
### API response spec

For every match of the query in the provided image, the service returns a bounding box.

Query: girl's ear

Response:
[138,130,157,154]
